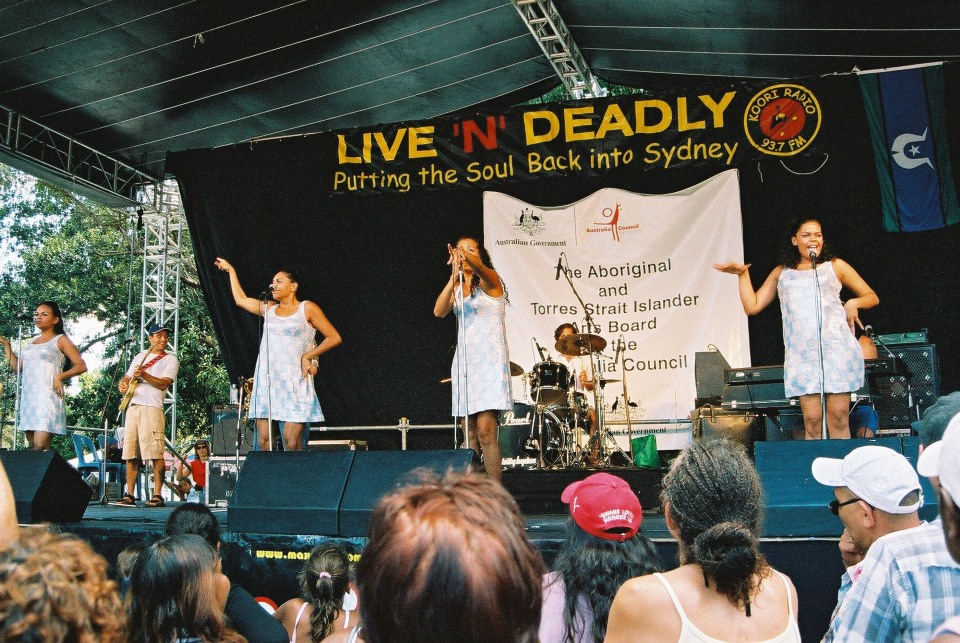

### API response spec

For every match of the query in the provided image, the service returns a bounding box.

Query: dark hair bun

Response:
[693,521,757,596]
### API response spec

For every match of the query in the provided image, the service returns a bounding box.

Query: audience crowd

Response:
[1,392,960,642]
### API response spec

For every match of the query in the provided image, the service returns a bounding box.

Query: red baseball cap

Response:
[561,472,642,542]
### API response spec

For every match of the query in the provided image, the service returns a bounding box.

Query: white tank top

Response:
[653,571,801,643]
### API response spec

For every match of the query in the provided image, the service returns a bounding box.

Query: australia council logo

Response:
[514,207,545,237]
[743,83,821,157]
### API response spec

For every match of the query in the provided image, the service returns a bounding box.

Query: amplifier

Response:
[725,365,785,385]
[205,457,242,507]
[210,404,256,457]
[875,329,928,345]
[871,343,940,428]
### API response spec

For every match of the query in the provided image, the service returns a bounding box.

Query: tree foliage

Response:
[0,164,229,457]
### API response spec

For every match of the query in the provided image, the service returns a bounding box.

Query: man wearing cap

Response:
[118,323,179,507]
[916,407,960,640]
[815,443,960,641]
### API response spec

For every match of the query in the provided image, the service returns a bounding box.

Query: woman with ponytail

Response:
[275,543,357,642]
[605,440,800,642]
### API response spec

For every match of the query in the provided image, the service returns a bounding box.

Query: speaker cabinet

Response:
[210,404,255,456]
[228,451,354,536]
[870,344,940,428]
[339,449,479,537]
[227,449,479,537]
[0,450,92,523]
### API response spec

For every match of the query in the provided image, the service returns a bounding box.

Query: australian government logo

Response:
[496,207,567,247]
[743,83,821,157]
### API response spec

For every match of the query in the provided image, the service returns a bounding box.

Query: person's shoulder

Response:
[616,572,669,605]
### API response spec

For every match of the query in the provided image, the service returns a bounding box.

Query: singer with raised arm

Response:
[434,236,512,482]
[713,218,878,440]
[215,258,341,452]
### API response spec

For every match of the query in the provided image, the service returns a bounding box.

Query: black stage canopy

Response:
[2,0,959,180]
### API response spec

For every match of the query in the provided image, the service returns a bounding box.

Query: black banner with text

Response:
[332,80,825,195]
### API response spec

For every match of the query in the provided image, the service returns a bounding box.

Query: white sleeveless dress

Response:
[777,261,864,397]
[18,335,67,434]
[249,302,324,423]
[451,283,512,416]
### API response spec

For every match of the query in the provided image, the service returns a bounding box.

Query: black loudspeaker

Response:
[228,451,355,536]
[210,404,255,456]
[339,449,479,537]
[0,451,92,523]
[870,344,940,428]
[694,349,731,401]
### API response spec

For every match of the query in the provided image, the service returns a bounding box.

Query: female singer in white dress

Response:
[434,236,512,482]
[215,259,341,451]
[0,301,86,450]
[714,218,878,439]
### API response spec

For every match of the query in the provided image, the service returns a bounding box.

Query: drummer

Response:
[553,323,597,436]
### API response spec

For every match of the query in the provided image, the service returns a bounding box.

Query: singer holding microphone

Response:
[434,236,512,482]
[714,218,878,439]
[215,259,341,451]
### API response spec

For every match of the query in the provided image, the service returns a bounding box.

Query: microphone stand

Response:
[97,338,133,504]
[11,322,25,450]
[557,255,631,466]
[453,264,469,450]
[235,375,246,470]
[260,291,275,451]
[810,253,828,440]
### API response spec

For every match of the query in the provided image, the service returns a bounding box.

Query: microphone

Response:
[863,325,875,339]
[809,249,818,262]
[556,254,564,273]
[533,338,547,361]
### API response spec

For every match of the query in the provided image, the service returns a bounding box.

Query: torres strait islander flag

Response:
[859,64,960,232]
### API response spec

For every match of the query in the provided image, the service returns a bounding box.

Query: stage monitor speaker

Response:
[210,404,255,456]
[0,450,92,523]
[339,449,479,537]
[694,349,731,401]
[870,344,940,428]
[228,451,355,536]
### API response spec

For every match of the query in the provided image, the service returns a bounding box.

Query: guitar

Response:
[117,350,163,415]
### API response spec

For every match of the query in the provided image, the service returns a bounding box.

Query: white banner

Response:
[484,169,750,421]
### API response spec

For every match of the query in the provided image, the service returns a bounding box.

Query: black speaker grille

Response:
[870,344,940,428]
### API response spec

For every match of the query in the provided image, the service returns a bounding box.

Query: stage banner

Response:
[333,78,827,195]
[484,169,750,422]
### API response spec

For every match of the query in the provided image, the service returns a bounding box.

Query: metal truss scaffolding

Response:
[511,0,607,99]
[137,180,183,444]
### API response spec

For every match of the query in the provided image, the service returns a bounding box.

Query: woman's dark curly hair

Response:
[778,217,835,269]
[552,519,661,642]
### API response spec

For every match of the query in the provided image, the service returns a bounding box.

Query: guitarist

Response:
[117,323,179,507]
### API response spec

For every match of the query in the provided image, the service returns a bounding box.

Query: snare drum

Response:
[531,360,569,405]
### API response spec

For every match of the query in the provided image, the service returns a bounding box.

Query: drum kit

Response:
[499,331,633,469]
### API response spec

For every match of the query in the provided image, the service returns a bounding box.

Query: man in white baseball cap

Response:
[816,439,960,642]
[917,412,960,640]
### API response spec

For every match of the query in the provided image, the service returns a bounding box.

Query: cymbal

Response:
[556,333,607,356]
[510,362,524,376]
[598,378,621,385]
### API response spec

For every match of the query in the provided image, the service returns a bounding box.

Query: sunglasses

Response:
[828,497,863,515]
[196,444,209,449]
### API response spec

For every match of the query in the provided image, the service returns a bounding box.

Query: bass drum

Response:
[498,402,534,459]
[529,409,566,467]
